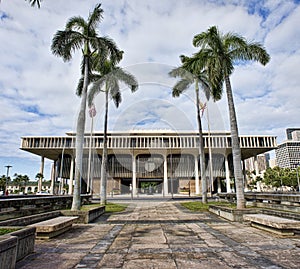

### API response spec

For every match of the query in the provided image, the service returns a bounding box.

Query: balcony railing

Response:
[21,134,277,150]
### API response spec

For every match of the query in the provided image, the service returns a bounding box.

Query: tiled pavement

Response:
[16,198,300,269]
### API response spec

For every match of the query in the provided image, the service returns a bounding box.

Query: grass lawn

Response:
[80,203,127,213]
[0,228,19,236]
[181,201,235,211]
[80,203,105,211]
[105,203,127,213]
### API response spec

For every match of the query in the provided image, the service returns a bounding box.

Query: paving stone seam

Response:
[75,224,124,269]
[196,222,287,269]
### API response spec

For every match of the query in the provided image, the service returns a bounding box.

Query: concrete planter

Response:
[61,206,105,224]
[0,235,17,269]
[209,205,258,222]
[0,226,36,264]
[10,227,36,261]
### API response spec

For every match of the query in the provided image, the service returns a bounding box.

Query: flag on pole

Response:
[199,102,207,118]
[89,103,96,118]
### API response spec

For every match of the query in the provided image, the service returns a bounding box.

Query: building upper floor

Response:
[20,130,277,161]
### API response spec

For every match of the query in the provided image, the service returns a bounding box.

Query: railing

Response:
[218,192,300,205]
[21,135,277,150]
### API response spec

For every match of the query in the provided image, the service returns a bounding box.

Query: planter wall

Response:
[0,226,36,264]
[10,227,36,261]
[61,206,105,224]
[209,205,258,222]
[0,235,17,269]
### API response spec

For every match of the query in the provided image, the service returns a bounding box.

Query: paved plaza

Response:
[16,198,300,269]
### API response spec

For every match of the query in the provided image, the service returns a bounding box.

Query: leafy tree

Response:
[13,173,26,191]
[0,175,7,191]
[169,55,221,203]
[88,56,138,204]
[184,26,270,208]
[263,166,300,190]
[51,3,119,210]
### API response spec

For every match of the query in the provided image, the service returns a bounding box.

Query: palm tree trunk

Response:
[71,55,89,211]
[100,87,109,205]
[195,79,207,203]
[225,75,245,209]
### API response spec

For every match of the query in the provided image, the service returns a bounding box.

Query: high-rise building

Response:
[276,128,300,169]
[244,153,270,175]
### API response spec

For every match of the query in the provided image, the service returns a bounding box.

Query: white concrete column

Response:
[38,156,44,192]
[50,161,56,195]
[254,155,259,176]
[194,154,200,195]
[163,155,168,196]
[217,178,222,193]
[225,154,231,193]
[40,156,45,174]
[132,155,137,196]
[68,157,74,195]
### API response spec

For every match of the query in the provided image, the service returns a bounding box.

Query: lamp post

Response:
[5,165,12,194]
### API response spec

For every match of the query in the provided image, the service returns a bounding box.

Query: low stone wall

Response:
[218,193,300,206]
[209,205,258,222]
[0,226,35,268]
[0,195,91,221]
[10,227,36,261]
[0,211,61,226]
[0,235,17,269]
[260,208,300,221]
[61,206,105,224]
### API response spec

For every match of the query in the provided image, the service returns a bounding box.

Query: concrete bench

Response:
[29,216,78,239]
[244,214,300,236]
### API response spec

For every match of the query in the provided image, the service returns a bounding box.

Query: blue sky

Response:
[0,0,299,180]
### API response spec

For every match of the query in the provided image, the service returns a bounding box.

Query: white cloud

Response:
[0,0,299,178]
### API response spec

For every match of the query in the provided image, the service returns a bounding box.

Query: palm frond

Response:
[88,3,104,31]
[27,0,41,8]
[51,30,84,61]
[114,68,139,92]
[88,76,106,106]
[112,90,122,108]
[172,79,191,97]
[109,79,122,108]
[76,77,84,96]
[96,36,120,63]
[66,17,87,32]
[169,67,194,81]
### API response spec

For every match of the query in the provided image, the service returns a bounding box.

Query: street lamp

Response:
[5,165,12,194]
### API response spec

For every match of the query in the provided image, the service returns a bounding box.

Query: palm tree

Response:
[169,55,221,203]
[13,173,23,193]
[36,172,44,192]
[88,57,138,204]
[51,3,119,210]
[186,25,270,209]
[27,0,41,8]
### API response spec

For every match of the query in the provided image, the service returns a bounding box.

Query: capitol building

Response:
[20,130,277,196]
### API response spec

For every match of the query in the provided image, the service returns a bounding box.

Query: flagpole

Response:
[87,104,96,194]
[206,103,214,193]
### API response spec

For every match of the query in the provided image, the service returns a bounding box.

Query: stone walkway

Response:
[16,199,300,269]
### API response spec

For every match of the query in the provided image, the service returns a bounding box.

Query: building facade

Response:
[276,129,300,169]
[20,130,277,196]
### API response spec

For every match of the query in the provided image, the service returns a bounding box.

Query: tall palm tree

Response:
[51,3,119,210]
[88,57,138,205]
[36,172,44,192]
[27,0,41,8]
[169,55,221,203]
[186,25,270,209]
